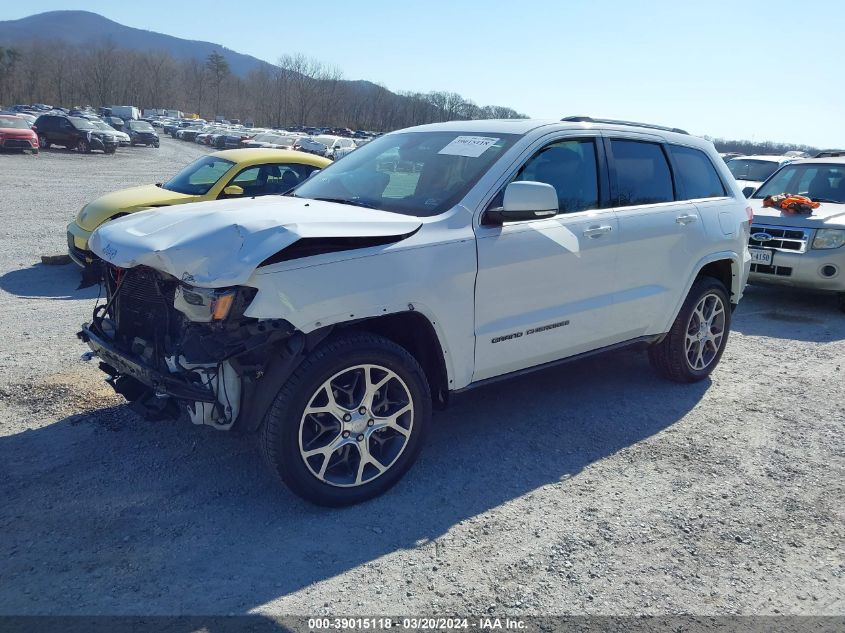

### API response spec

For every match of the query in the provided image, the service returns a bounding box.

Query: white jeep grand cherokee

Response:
[79,116,752,505]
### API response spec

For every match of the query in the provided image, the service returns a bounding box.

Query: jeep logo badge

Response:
[752,232,774,242]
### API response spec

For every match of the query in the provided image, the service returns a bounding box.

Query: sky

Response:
[3,0,844,147]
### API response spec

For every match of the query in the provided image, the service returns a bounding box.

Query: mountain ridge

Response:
[0,10,283,78]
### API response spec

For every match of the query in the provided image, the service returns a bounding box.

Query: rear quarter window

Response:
[668,145,727,199]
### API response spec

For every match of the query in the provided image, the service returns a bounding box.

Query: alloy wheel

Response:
[685,293,726,370]
[298,364,414,487]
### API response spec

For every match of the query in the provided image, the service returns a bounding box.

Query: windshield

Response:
[0,116,30,129]
[161,155,235,195]
[69,117,95,131]
[726,158,782,182]
[129,121,154,131]
[293,131,519,217]
[92,121,114,131]
[753,163,845,203]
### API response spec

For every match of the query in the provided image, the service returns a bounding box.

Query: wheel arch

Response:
[234,309,451,434]
[341,311,450,409]
[661,251,743,335]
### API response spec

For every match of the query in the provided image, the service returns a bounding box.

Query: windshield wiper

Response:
[310,197,378,209]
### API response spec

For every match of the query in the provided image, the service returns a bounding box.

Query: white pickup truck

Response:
[79,117,751,505]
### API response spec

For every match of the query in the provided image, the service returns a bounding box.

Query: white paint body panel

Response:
[473,209,619,381]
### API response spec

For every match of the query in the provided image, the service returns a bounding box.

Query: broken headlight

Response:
[174,284,256,322]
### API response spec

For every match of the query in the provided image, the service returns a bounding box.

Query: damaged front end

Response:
[78,264,297,429]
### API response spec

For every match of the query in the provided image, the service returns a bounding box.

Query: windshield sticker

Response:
[438,136,500,158]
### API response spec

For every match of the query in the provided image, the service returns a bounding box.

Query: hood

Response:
[749,198,845,228]
[78,185,196,231]
[89,196,423,287]
[0,127,36,138]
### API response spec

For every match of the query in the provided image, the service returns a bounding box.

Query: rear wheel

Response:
[38,134,50,149]
[261,332,431,506]
[648,276,731,382]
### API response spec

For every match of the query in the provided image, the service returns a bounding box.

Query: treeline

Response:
[709,137,819,156]
[0,41,527,131]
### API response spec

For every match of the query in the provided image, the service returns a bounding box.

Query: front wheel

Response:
[648,276,731,382]
[260,332,431,506]
[38,134,50,149]
[76,139,90,153]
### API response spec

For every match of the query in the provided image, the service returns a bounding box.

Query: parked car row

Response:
[158,116,374,160]
[0,104,160,155]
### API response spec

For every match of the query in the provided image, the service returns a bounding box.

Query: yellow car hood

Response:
[77,185,197,231]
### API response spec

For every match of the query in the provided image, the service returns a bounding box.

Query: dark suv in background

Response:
[34,114,118,154]
[125,120,160,147]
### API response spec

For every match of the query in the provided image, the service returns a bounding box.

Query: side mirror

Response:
[742,186,756,198]
[223,185,244,196]
[484,181,559,225]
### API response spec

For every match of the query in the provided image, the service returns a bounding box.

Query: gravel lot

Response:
[0,139,842,617]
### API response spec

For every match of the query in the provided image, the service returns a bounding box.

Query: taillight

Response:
[746,206,754,222]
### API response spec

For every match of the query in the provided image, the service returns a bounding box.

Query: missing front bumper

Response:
[78,324,217,403]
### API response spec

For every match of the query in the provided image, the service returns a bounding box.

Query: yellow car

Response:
[67,148,331,267]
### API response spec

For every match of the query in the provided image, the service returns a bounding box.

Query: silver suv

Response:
[746,157,845,311]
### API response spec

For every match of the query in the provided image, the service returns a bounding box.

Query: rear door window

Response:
[668,144,727,199]
[610,139,675,206]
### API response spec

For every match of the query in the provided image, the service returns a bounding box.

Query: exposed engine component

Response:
[80,264,293,430]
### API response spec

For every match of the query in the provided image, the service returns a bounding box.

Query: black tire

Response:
[260,332,431,506]
[130,140,136,147]
[648,276,731,383]
[104,146,116,154]
[153,142,160,148]
[31,148,39,155]
[76,138,90,153]
[38,134,50,149]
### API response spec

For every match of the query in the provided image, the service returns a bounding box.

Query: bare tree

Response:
[184,58,206,116]
[87,41,118,106]
[0,46,21,103]
[205,51,230,117]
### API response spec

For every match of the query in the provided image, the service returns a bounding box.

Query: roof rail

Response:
[561,115,689,135]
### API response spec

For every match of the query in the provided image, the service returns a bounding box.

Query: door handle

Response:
[583,225,613,238]
[676,213,698,225]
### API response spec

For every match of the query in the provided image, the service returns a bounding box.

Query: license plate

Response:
[749,248,773,266]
